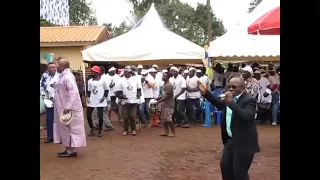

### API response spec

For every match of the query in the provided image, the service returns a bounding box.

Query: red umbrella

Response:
[248,6,280,35]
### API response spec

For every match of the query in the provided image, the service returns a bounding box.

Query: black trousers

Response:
[186,98,203,123]
[220,139,255,180]
[87,107,104,130]
[173,100,188,124]
[110,96,119,113]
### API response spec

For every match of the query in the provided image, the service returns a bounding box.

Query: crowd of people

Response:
[40,59,280,157]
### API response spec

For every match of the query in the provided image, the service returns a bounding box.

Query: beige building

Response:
[40,26,109,70]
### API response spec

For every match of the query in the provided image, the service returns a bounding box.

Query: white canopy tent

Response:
[208,0,280,62]
[82,4,205,65]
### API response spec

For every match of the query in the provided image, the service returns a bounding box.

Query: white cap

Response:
[196,69,202,73]
[124,66,132,72]
[189,67,196,71]
[253,70,261,74]
[137,65,143,68]
[148,68,157,73]
[108,67,116,72]
[242,66,253,75]
[152,64,158,68]
[162,69,168,73]
[170,66,179,72]
[184,70,189,73]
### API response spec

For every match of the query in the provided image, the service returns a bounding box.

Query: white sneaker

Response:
[271,122,277,126]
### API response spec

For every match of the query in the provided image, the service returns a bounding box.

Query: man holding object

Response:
[197,77,260,180]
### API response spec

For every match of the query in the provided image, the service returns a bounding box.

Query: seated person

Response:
[257,88,272,124]
[271,84,280,126]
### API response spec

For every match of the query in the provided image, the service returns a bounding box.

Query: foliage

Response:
[108,0,226,46]
[103,21,132,38]
[248,0,263,13]
[69,0,97,25]
[40,19,56,27]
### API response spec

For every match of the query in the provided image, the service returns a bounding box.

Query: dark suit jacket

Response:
[271,90,280,105]
[204,91,260,154]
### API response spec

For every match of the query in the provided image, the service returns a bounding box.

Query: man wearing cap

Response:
[91,66,114,131]
[169,66,188,127]
[115,66,142,136]
[40,62,58,143]
[137,65,143,75]
[86,66,109,138]
[152,64,163,83]
[139,69,155,126]
[183,70,189,79]
[105,67,120,122]
[186,68,204,124]
[54,59,86,157]
[241,66,260,101]
[268,68,280,89]
[261,69,278,91]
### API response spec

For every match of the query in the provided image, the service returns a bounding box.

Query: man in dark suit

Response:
[197,77,260,180]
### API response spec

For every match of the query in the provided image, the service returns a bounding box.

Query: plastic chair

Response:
[202,102,213,127]
[209,90,224,125]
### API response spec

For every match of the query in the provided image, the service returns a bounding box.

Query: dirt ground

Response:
[40,114,280,180]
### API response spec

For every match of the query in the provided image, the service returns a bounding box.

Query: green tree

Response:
[69,0,97,25]
[103,21,132,38]
[248,0,263,13]
[126,0,226,46]
[40,19,56,27]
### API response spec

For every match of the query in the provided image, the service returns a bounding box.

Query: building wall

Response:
[40,46,85,70]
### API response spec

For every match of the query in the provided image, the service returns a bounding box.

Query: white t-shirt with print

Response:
[133,74,145,104]
[115,76,142,105]
[87,78,109,107]
[142,74,155,99]
[186,76,201,99]
[170,75,187,100]
[153,75,163,99]
[213,71,224,87]
[258,77,270,94]
[103,73,120,98]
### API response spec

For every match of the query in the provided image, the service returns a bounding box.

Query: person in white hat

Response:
[152,64,163,85]
[139,68,155,127]
[137,64,143,75]
[40,62,59,143]
[186,68,204,125]
[114,66,142,136]
[86,66,109,138]
[54,59,86,157]
[253,70,270,95]
[241,66,260,101]
[257,88,272,124]
[169,66,188,127]
[104,66,120,123]
[183,69,189,79]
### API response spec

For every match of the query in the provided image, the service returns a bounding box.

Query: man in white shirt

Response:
[152,64,163,83]
[105,67,120,116]
[261,69,278,91]
[253,70,270,94]
[186,68,204,124]
[183,69,189,79]
[115,66,142,136]
[170,67,189,127]
[269,68,280,84]
[257,88,272,124]
[92,66,114,131]
[86,66,109,138]
[139,69,155,126]
[40,62,58,143]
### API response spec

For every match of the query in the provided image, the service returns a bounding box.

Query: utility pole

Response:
[207,0,213,43]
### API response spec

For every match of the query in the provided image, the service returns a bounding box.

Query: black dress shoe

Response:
[58,151,77,157]
[44,139,53,143]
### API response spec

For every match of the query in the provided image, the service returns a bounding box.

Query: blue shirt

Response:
[225,93,243,137]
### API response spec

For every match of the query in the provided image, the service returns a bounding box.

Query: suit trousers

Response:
[220,139,255,180]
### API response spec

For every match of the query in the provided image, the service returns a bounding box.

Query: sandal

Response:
[122,131,128,136]
[131,131,137,136]
[158,133,168,136]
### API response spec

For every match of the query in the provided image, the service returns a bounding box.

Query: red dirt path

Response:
[40,115,280,180]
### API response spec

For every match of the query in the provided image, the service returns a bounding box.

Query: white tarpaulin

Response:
[208,0,280,61]
[81,4,205,65]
